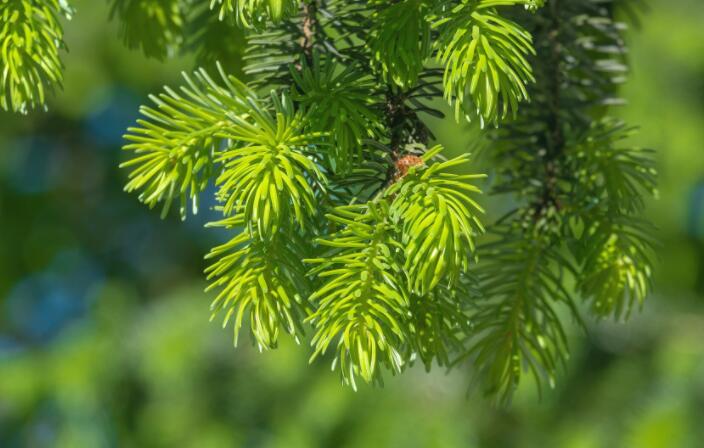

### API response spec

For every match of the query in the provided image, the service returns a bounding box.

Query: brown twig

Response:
[299,1,317,67]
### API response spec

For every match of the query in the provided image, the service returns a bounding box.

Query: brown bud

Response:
[395,155,424,179]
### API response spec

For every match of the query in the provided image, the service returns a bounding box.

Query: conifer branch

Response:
[406,281,476,370]
[434,0,538,124]
[368,0,431,89]
[290,55,381,173]
[306,202,408,388]
[465,227,576,403]
[120,65,254,219]
[0,0,73,113]
[110,0,184,59]
[205,215,312,349]
[215,91,328,238]
[386,147,486,294]
[0,0,654,399]
[308,145,486,386]
[467,0,658,400]
[211,0,300,27]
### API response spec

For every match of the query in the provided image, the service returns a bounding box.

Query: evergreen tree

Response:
[1,0,656,402]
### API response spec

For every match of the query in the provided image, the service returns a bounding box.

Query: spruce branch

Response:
[0,0,73,113]
[184,2,247,73]
[215,91,328,239]
[307,145,486,387]
[106,0,659,399]
[368,0,432,89]
[121,65,254,219]
[569,118,657,215]
[386,146,486,295]
[290,55,382,173]
[468,0,658,400]
[406,281,476,370]
[576,218,655,320]
[212,0,300,27]
[205,215,312,349]
[306,202,408,388]
[464,225,578,403]
[434,0,538,124]
[202,89,329,350]
[109,0,184,59]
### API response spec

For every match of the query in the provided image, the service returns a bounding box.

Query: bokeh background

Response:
[1,1,703,446]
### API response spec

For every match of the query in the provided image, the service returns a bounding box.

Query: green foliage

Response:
[0,0,72,113]
[387,146,485,294]
[434,0,536,124]
[6,1,704,445]
[290,56,381,173]
[570,119,658,214]
[186,3,247,74]
[472,0,659,401]
[406,281,475,370]
[567,119,657,320]
[211,0,300,27]
[206,215,311,349]
[118,0,657,400]
[120,65,252,219]
[215,91,327,238]
[307,202,408,388]
[466,227,575,401]
[110,0,184,59]
[2,0,659,402]
[306,147,485,385]
[368,0,431,89]
[577,220,654,320]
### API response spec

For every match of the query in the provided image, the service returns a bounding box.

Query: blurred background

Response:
[1,0,703,446]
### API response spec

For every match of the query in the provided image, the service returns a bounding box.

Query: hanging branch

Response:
[0,0,73,113]
[1,0,658,400]
[462,0,657,402]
